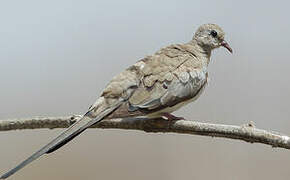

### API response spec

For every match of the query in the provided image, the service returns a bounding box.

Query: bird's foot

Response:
[161,113,185,121]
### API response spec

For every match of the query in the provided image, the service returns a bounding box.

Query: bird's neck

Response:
[187,40,211,66]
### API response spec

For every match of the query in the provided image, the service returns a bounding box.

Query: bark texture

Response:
[0,116,289,150]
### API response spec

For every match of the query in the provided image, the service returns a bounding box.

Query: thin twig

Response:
[0,115,289,150]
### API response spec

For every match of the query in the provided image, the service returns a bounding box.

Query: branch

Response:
[0,115,290,150]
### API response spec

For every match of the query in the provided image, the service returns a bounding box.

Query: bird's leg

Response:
[161,113,185,121]
[161,113,184,130]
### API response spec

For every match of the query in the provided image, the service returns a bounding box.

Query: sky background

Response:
[0,0,290,179]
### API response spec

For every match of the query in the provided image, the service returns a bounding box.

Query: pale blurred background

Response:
[0,0,290,179]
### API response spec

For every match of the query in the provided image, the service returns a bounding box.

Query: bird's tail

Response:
[0,100,121,179]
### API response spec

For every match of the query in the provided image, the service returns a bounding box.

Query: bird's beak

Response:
[221,40,233,53]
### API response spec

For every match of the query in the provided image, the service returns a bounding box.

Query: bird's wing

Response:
[128,64,207,113]
[107,44,208,118]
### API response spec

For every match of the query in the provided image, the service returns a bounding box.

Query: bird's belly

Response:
[146,97,194,118]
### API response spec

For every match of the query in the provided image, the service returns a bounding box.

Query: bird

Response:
[0,23,232,179]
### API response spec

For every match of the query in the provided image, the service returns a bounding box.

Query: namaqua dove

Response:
[1,23,232,179]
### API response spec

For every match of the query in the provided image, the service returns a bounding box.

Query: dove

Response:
[0,23,232,179]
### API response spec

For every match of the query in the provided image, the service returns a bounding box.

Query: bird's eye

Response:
[210,30,217,37]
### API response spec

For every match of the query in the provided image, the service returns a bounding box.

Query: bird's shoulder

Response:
[137,43,204,86]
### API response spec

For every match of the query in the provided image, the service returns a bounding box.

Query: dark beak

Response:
[221,40,233,53]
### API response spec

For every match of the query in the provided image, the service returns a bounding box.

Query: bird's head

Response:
[193,23,232,53]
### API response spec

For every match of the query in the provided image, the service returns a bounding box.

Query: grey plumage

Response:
[0,23,232,179]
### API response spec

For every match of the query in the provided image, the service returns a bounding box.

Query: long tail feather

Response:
[0,103,120,179]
